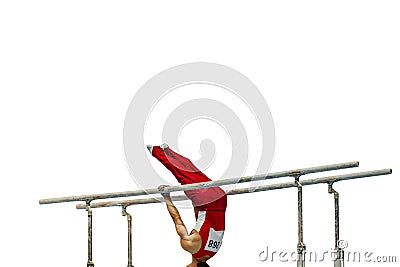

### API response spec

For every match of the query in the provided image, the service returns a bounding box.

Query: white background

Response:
[0,1,399,267]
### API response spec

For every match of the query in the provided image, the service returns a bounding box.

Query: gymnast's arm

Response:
[159,186,201,253]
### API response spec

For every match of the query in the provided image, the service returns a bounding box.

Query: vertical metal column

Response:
[328,183,344,267]
[122,206,134,267]
[86,201,95,267]
[295,176,306,267]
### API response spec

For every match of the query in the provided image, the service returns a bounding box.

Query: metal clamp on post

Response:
[294,175,306,267]
[122,206,134,267]
[85,200,95,267]
[328,182,344,267]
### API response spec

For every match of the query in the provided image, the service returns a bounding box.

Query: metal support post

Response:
[86,201,94,267]
[328,183,344,267]
[295,176,306,267]
[122,206,134,267]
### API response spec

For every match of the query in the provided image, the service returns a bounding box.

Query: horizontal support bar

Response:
[39,161,359,205]
[76,169,392,209]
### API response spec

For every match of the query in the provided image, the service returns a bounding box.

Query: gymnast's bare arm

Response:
[159,185,202,254]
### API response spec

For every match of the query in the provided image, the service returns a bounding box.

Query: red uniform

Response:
[151,146,227,259]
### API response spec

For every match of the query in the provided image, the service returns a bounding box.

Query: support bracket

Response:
[122,205,134,267]
[294,175,306,267]
[328,182,344,267]
[86,200,94,267]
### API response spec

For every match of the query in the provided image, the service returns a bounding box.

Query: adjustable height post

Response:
[328,183,344,267]
[122,206,134,267]
[86,201,94,267]
[295,175,306,267]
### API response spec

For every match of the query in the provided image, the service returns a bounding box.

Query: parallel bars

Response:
[39,162,392,267]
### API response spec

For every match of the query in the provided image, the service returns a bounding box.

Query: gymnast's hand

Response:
[158,185,171,199]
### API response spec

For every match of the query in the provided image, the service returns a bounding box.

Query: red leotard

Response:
[151,146,227,259]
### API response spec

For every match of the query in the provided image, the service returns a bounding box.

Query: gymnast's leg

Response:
[149,144,211,185]
[147,144,225,208]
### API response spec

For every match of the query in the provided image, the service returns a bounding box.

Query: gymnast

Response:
[147,144,227,267]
